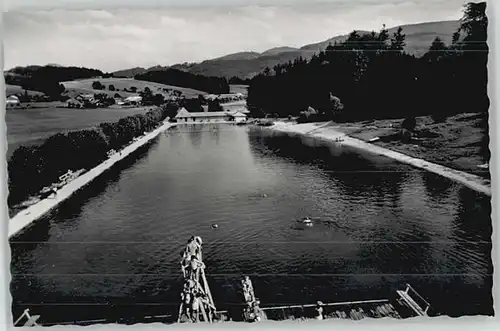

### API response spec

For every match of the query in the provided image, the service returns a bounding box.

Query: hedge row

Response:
[8,105,172,207]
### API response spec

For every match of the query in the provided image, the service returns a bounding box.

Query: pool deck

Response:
[271,121,491,197]
[260,300,402,321]
[8,121,177,239]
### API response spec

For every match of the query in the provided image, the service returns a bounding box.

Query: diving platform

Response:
[14,236,433,326]
[177,236,218,323]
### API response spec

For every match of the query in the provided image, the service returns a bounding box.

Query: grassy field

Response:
[6,84,45,97]
[5,106,155,160]
[229,84,248,96]
[330,113,490,177]
[61,78,207,99]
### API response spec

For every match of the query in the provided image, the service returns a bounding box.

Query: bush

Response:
[92,81,105,90]
[401,117,417,131]
[399,128,412,143]
[431,113,448,123]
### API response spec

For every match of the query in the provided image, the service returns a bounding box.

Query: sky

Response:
[4,0,468,72]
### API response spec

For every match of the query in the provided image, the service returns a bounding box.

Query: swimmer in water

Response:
[302,217,313,227]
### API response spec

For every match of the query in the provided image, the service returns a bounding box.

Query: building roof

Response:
[175,107,191,118]
[124,96,142,102]
[175,108,248,119]
[176,111,232,118]
[6,95,20,102]
[230,111,247,117]
[78,94,94,100]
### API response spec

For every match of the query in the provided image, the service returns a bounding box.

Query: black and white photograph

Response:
[3,0,493,327]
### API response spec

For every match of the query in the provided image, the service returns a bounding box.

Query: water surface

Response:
[10,124,492,324]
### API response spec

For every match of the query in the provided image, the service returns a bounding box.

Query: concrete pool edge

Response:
[8,121,178,239]
[269,121,492,197]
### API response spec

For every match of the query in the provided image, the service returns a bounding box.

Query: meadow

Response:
[61,77,206,99]
[5,106,154,159]
[331,112,490,177]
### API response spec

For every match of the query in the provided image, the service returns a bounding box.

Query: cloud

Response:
[4,1,467,72]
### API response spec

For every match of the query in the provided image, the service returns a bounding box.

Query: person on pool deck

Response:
[251,301,262,322]
[315,301,324,320]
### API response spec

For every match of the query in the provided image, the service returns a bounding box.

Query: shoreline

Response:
[8,121,177,239]
[270,121,491,197]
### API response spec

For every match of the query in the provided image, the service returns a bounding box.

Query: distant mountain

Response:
[212,51,261,61]
[183,20,461,79]
[260,47,300,57]
[114,20,461,80]
[300,20,461,57]
[112,67,148,78]
[113,65,172,78]
[146,65,170,72]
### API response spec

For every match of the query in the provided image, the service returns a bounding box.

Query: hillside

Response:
[61,78,207,99]
[6,84,45,97]
[301,20,461,57]
[260,47,300,57]
[112,67,148,78]
[114,20,460,80]
[134,68,229,94]
[212,51,261,61]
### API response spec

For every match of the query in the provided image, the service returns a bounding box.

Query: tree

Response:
[425,37,448,63]
[402,117,416,131]
[198,94,206,105]
[92,81,104,90]
[459,2,487,42]
[246,5,488,122]
[109,84,116,91]
[329,94,344,119]
[8,145,44,205]
[377,24,390,53]
[208,99,223,112]
[390,27,406,51]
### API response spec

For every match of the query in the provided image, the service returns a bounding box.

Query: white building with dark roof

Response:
[6,95,22,109]
[174,107,247,123]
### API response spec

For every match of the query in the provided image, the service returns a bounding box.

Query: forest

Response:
[135,68,230,94]
[5,65,108,100]
[246,2,488,123]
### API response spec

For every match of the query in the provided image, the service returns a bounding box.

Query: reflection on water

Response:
[10,124,492,324]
